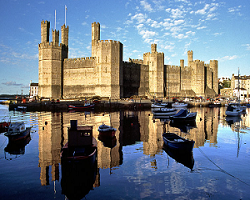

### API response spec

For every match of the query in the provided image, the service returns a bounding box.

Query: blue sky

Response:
[0,0,249,95]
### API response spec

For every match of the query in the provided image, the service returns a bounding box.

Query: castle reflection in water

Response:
[37,107,250,186]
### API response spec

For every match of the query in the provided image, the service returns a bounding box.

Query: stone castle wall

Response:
[38,20,218,99]
[63,57,96,98]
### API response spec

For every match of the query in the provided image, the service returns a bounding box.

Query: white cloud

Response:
[131,13,147,24]
[242,44,250,51]
[220,55,238,62]
[140,0,153,12]
[139,30,156,39]
[171,8,184,19]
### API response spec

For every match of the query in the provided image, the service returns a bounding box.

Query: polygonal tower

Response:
[91,22,123,99]
[145,44,164,98]
[38,20,68,99]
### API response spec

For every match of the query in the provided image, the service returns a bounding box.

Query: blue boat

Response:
[162,132,195,152]
[170,109,197,121]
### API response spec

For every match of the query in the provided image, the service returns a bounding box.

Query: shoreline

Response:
[4,99,228,112]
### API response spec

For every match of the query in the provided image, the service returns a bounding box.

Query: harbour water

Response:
[0,106,250,199]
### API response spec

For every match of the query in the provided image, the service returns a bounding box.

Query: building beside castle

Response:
[38,21,218,100]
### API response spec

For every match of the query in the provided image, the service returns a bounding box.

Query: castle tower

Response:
[187,50,193,66]
[38,21,68,99]
[146,44,164,98]
[91,22,123,99]
[92,22,100,57]
[41,20,50,43]
[210,60,219,95]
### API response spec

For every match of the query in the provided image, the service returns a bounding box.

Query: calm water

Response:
[0,106,250,200]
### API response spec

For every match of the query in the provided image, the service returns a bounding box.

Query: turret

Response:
[52,29,59,46]
[92,22,100,41]
[41,21,50,43]
[151,44,157,53]
[187,50,193,66]
[180,59,184,68]
[61,24,69,46]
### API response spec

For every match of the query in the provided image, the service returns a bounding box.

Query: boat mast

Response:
[238,67,240,102]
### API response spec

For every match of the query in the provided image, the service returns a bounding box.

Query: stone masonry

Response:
[38,21,218,99]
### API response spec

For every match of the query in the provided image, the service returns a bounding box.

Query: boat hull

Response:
[98,130,116,137]
[98,124,116,137]
[153,108,177,116]
[0,121,10,132]
[162,132,195,152]
[4,127,31,142]
[68,104,94,110]
[225,111,241,117]
[170,112,197,121]
[61,138,97,163]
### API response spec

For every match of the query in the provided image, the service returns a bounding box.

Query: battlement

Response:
[143,52,150,57]
[66,57,96,62]
[92,22,100,26]
[39,42,66,48]
[128,58,143,64]
[41,20,49,24]
[97,40,121,44]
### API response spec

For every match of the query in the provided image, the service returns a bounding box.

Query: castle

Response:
[38,21,218,100]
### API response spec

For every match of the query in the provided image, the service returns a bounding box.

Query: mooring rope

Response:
[196,145,250,187]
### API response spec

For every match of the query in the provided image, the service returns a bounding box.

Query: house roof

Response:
[30,83,38,86]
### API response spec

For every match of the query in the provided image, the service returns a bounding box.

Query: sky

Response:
[0,0,250,95]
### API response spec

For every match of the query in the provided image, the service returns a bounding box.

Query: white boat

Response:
[4,122,31,141]
[225,104,242,117]
[172,102,188,108]
[153,108,177,117]
[151,102,168,108]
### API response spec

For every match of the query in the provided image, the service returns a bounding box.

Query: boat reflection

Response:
[4,135,31,160]
[98,134,117,148]
[61,159,97,199]
[225,116,242,127]
[163,145,194,170]
[169,120,197,133]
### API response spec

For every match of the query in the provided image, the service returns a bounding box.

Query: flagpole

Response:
[55,10,56,30]
[65,5,67,26]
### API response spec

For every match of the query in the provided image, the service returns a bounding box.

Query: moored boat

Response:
[152,108,177,117]
[4,122,31,142]
[172,102,188,108]
[162,132,195,152]
[61,120,97,162]
[151,102,168,108]
[170,109,197,121]
[225,104,242,117]
[68,103,95,110]
[208,100,221,107]
[98,124,117,137]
